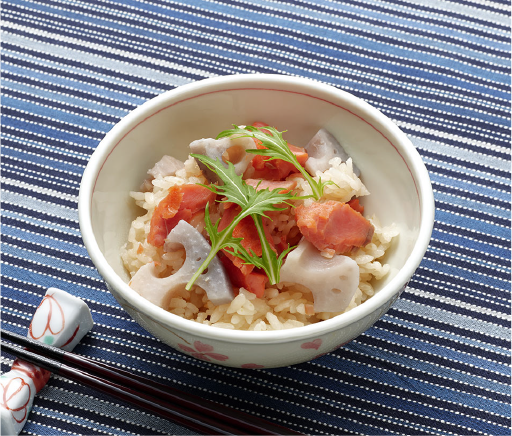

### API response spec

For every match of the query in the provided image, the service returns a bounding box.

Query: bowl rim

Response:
[79,73,435,345]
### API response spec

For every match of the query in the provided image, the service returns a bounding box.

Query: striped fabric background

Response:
[1,0,510,435]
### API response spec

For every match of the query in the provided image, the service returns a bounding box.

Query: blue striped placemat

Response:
[1,0,510,435]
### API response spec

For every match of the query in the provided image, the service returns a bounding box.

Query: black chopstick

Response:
[1,329,302,436]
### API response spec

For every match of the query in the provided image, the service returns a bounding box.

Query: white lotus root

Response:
[148,155,185,178]
[129,221,234,308]
[279,239,360,313]
[305,128,360,176]
[189,135,256,183]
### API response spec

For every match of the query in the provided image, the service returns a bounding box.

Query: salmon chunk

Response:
[148,184,216,247]
[218,204,276,275]
[217,203,275,297]
[296,200,374,254]
[219,253,268,298]
[248,142,308,181]
[246,121,308,181]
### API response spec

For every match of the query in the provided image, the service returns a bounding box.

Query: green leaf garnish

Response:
[217,125,333,200]
[186,154,302,290]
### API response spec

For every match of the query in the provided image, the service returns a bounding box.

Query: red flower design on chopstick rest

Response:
[29,293,65,345]
[28,288,94,351]
[11,359,50,393]
[0,375,32,425]
[0,288,94,436]
[178,341,229,362]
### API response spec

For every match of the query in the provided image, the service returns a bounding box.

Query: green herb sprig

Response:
[217,125,332,200]
[185,155,299,290]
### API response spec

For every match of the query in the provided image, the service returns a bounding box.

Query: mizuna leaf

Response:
[217,125,333,200]
[186,155,301,289]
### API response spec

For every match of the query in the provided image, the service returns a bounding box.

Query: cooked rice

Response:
[121,156,399,330]
[295,157,369,207]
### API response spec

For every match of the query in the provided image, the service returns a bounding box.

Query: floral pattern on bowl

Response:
[178,341,229,362]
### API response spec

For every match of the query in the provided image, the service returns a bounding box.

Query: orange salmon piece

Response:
[247,122,308,181]
[218,204,276,277]
[249,142,308,181]
[219,253,268,298]
[296,200,374,254]
[347,198,364,214]
[252,121,272,136]
[218,206,273,275]
[217,202,273,297]
[148,184,216,247]
[178,184,217,212]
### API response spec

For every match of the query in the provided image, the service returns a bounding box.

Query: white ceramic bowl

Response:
[79,74,434,368]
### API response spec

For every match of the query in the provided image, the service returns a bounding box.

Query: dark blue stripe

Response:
[404,290,510,328]
[2,202,79,230]
[413,276,509,314]
[2,216,82,245]
[415,264,510,302]
[87,331,494,435]
[353,332,512,404]
[405,127,511,160]
[1,50,162,100]
[434,200,510,228]
[25,0,511,94]
[32,7,508,133]
[0,278,128,319]
[351,0,510,30]
[429,239,510,268]
[425,162,510,192]
[387,301,509,349]
[222,0,510,61]
[9,0,510,76]
[2,71,138,111]
[386,102,510,140]
[1,168,80,196]
[434,182,510,210]
[146,0,511,90]
[420,149,510,179]
[423,250,510,282]
[433,221,509,249]
[3,5,235,77]
[440,0,510,15]
[388,292,512,350]
[304,358,509,435]
[2,131,92,163]
[3,184,77,209]
[1,155,82,183]
[1,253,102,289]
[426,158,512,189]
[2,88,121,124]
[41,400,171,435]
[2,107,104,139]
[4,26,206,82]
[2,235,94,268]
[3,17,509,152]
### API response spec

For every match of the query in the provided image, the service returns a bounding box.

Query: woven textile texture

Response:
[1,0,510,435]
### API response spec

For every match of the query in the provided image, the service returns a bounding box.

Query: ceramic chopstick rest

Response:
[0,288,94,436]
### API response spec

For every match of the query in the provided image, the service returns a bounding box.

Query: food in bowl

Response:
[121,123,399,331]
[79,74,434,368]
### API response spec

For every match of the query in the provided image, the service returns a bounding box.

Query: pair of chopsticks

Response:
[1,329,302,435]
